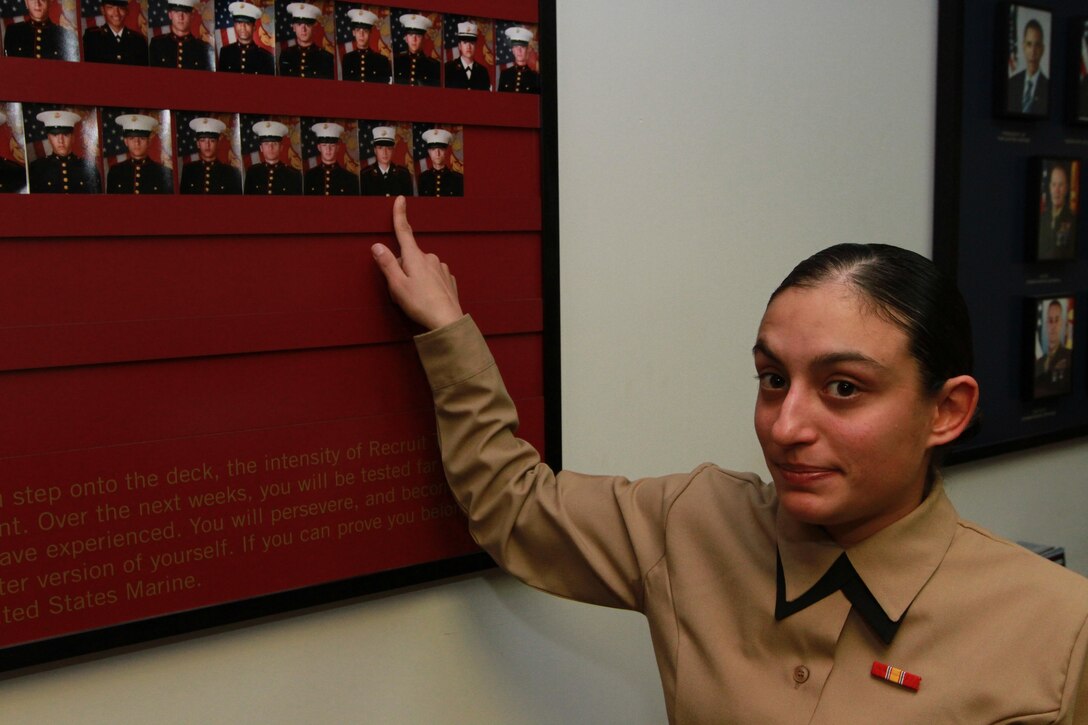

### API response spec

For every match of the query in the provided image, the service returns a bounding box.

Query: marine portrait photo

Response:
[301,117,359,195]
[390,7,440,86]
[175,110,242,194]
[1028,295,1075,399]
[275,0,335,78]
[1,0,80,61]
[147,0,215,69]
[101,107,174,194]
[334,3,391,83]
[0,102,29,193]
[215,0,275,74]
[495,19,539,94]
[442,14,492,91]
[1000,4,1051,118]
[358,119,413,196]
[241,113,302,194]
[412,122,462,197]
[80,0,149,65]
[21,103,103,193]
[1032,157,1078,262]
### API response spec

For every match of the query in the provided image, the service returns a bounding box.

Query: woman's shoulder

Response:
[949,519,1088,611]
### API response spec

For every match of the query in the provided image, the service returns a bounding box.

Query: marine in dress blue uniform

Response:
[444,21,490,91]
[81,0,148,65]
[278,2,333,79]
[360,125,413,197]
[3,0,76,60]
[106,113,173,194]
[179,117,242,194]
[340,8,390,83]
[304,122,358,195]
[244,120,302,195]
[216,1,273,75]
[417,128,463,197]
[497,26,540,94]
[148,0,212,69]
[393,13,438,86]
[27,110,101,193]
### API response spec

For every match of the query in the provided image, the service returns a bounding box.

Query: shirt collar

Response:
[776,479,958,627]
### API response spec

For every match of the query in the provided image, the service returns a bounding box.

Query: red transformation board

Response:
[0,0,555,668]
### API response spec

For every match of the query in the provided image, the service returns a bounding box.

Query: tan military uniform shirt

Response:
[416,316,1088,724]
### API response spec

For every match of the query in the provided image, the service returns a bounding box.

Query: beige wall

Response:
[3,2,1086,722]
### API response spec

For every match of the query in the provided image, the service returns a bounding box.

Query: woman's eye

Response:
[827,380,858,397]
[758,373,787,390]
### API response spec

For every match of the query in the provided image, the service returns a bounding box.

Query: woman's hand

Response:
[371,196,464,330]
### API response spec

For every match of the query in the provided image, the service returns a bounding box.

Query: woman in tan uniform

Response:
[371,197,1088,723]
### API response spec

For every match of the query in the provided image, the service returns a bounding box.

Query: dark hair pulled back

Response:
[769,244,978,464]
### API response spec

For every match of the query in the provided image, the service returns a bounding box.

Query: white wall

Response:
[3,2,1086,723]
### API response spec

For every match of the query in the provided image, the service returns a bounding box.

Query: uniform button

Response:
[792,665,810,684]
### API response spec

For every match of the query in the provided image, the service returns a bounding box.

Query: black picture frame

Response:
[1067,18,1088,122]
[997,3,1053,119]
[1029,156,1079,261]
[935,0,1088,464]
[1024,294,1076,399]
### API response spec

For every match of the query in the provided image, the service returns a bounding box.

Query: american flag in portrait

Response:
[333,2,385,57]
[147,0,213,41]
[274,0,334,53]
[495,19,539,77]
[3,0,79,50]
[174,109,237,166]
[300,117,358,172]
[99,107,172,170]
[239,113,300,170]
[1035,298,1075,359]
[79,0,146,33]
[357,119,410,169]
[388,5,437,58]
[21,103,101,166]
[214,0,274,52]
[411,122,462,177]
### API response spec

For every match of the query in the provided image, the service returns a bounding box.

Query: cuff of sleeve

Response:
[414,314,496,392]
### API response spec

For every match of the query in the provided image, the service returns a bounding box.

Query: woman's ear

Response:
[928,375,980,448]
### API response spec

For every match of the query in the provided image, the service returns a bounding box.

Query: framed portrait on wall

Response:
[1026,295,1076,399]
[334,3,392,84]
[80,0,150,66]
[215,0,275,75]
[358,119,414,196]
[147,0,216,70]
[22,103,104,194]
[1,0,80,61]
[1030,157,1079,261]
[174,110,242,195]
[301,117,359,196]
[998,3,1051,118]
[101,108,174,194]
[241,113,302,195]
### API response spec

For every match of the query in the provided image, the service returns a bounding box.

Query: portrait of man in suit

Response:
[1005,9,1049,117]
